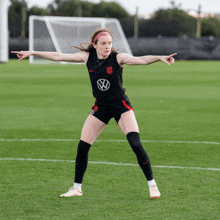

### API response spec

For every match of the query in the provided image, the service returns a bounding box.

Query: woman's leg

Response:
[74,114,106,183]
[118,110,153,180]
[118,110,160,199]
[81,114,106,145]
[60,115,106,197]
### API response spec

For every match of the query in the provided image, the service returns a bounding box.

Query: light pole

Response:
[134,6,139,39]
[196,4,202,38]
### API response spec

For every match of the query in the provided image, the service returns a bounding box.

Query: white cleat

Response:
[149,184,161,199]
[60,187,82,197]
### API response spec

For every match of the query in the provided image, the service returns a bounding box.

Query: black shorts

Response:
[90,99,134,124]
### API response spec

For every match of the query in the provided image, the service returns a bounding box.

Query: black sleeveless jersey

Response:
[86,49,128,102]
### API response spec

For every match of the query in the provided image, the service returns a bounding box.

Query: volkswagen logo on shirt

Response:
[97,79,110,91]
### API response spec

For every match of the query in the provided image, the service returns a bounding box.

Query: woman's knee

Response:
[126,132,149,160]
[118,110,139,135]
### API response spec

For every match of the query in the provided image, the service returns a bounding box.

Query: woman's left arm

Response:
[117,53,177,66]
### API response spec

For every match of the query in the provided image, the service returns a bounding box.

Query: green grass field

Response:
[0,59,220,219]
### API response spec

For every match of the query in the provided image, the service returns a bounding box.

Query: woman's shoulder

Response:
[115,52,129,67]
[75,51,89,63]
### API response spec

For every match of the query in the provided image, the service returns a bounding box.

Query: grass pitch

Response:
[0,59,220,219]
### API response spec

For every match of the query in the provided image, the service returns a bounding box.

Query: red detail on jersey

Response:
[89,70,95,72]
[122,100,134,111]
[106,66,113,74]
[143,160,149,165]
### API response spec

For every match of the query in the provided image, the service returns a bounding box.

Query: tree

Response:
[119,16,135,37]
[27,6,49,17]
[80,1,95,17]
[154,8,194,20]
[9,0,51,37]
[47,0,81,17]
[92,1,130,18]
[8,0,27,22]
[201,17,220,38]
[144,8,196,37]
[8,0,28,37]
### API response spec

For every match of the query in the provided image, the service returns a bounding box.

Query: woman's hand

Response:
[11,51,33,61]
[159,53,177,66]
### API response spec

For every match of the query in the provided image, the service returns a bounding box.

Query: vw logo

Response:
[97,79,110,91]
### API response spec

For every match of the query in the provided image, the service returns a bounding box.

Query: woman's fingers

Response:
[167,53,177,65]
[11,51,22,58]
[169,53,177,57]
[11,51,30,61]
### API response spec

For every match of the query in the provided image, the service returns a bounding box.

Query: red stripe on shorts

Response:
[92,100,97,108]
[122,100,133,111]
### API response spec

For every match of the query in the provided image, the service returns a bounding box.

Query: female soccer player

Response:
[12,29,177,199]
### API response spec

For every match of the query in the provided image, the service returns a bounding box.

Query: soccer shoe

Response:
[149,184,161,199]
[60,187,82,197]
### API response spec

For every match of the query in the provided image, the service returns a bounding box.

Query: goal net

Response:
[29,16,132,64]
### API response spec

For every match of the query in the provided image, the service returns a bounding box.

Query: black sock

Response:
[126,132,154,181]
[74,140,91,183]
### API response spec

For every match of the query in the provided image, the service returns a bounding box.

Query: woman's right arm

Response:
[11,51,89,63]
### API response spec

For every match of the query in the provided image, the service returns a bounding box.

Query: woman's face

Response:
[93,35,112,59]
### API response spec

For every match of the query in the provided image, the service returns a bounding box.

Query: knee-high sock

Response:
[74,140,91,184]
[126,132,154,181]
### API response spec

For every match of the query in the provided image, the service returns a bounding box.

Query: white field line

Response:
[0,139,219,145]
[0,158,220,171]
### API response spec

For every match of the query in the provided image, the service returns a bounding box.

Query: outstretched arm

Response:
[117,53,177,66]
[11,51,89,63]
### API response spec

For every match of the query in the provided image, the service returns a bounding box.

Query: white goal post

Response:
[29,16,132,64]
[0,0,9,63]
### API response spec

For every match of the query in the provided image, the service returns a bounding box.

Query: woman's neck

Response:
[96,51,108,60]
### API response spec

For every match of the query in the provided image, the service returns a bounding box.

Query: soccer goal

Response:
[0,0,9,63]
[29,16,132,64]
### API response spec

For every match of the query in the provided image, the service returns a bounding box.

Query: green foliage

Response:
[92,1,130,18]
[8,0,27,22]
[201,16,220,37]
[146,8,196,37]
[46,0,130,18]
[119,17,135,37]
[48,0,81,16]
[138,17,196,37]
[144,8,220,38]
[8,0,49,37]
[154,8,194,20]
[27,6,49,17]
[80,1,96,17]
[9,0,48,21]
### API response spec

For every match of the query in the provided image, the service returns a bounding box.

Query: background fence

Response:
[9,37,220,60]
